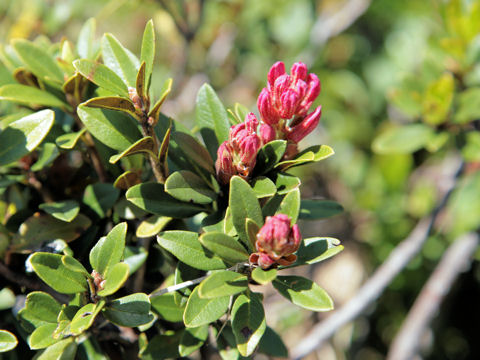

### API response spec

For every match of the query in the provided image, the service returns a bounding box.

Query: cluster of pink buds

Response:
[215,113,275,184]
[249,214,301,269]
[257,61,322,148]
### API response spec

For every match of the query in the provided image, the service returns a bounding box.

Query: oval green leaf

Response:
[183,285,229,328]
[0,330,18,353]
[102,33,139,87]
[251,267,277,285]
[89,222,127,276]
[294,237,344,267]
[39,200,79,222]
[273,276,333,312]
[372,124,435,154]
[74,59,128,97]
[199,232,249,264]
[103,293,154,327]
[0,84,67,108]
[165,170,217,204]
[198,271,248,299]
[97,262,130,296]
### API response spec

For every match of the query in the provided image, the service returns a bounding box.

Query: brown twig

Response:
[291,157,464,360]
[387,232,479,360]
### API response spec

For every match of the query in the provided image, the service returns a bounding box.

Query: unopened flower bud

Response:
[215,142,236,184]
[259,124,276,145]
[287,106,322,143]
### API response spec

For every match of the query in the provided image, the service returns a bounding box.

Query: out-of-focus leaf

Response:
[179,325,208,357]
[372,124,435,154]
[454,87,480,124]
[0,288,15,310]
[136,215,171,238]
[39,201,79,222]
[12,39,63,83]
[140,332,181,360]
[422,73,454,125]
[258,327,288,357]
[0,110,54,167]
[77,18,97,59]
[31,143,59,171]
[36,337,77,360]
[123,246,148,274]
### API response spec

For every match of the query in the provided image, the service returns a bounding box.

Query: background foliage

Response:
[0,0,479,359]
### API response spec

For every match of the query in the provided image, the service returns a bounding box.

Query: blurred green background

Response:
[1,0,480,359]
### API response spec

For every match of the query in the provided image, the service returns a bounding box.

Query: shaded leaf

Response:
[254,140,287,174]
[124,246,148,275]
[179,325,208,357]
[151,293,184,322]
[36,337,77,360]
[103,293,154,327]
[31,143,59,171]
[77,18,96,59]
[294,237,343,266]
[113,171,141,190]
[276,145,334,169]
[165,170,217,204]
[251,177,276,198]
[199,232,249,264]
[299,200,343,220]
[276,188,300,224]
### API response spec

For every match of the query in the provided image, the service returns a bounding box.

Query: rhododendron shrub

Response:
[0,19,343,358]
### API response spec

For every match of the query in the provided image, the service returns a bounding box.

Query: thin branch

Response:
[291,158,464,360]
[149,274,209,298]
[387,232,479,360]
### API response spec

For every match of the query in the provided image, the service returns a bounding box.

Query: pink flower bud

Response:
[287,106,322,143]
[259,124,276,145]
[256,214,301,259]
[268,61,286,88]
[249,252,275,270]
[215,142,236,184]
[258,88,279,125]
[291,62,308,81]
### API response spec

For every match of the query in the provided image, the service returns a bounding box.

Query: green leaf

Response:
[0,288,15,310]
[258,327,288,358]
[109,136,155,164]
[102,33,139,87]
[455,87,480,124]
[422,73,454,125]
[245,218,260,251]
[17,291,61,331]
[70,301,105,335]
[276,188,300,224]
[113,171,141,190]
[11,214,91,252]
[12,39,63,83]
[273,276,333,311]
[183,285,229,328]
[77,105,141,151]
[231,292,266,357]
[195,84,231,158]
[179,325,209,357]
[229,176,263,244]
[173,262,202,306]
[0,110,54,166]
[140,332,181,360]
[97,262,130,296]
[30,253,87,294]
[199,232,249,264]
[140,20,155,91]
[123,246,148,275]
[251,177,276,198]
[148,79,173,123]
[276,145,334,169]
[372,124,435,154]
[61,255,89,277]
[157,231,227,270]
[275,173,301,195]
[83,96,136,117]
[198,271,248,299]
[39,200,79,222]
[89,222,126,276]
[0,84,67,108]
[462,131,480,162]
[254,140,287,174]
[77,18,96,59]
[73,59,128,97]
[31,143,59,171]
[294,237,343,266]
[36,337,77,360]
[251,267,277,285]
[151,293,185,322]
[103,293,154,327]
[56,129,86,149]
[299,200,343,220]
[170,131,215,174]
[126,182,205,218]
[83,183,119,218]
[0,330,17,353]
[165,170,217,204]
[136,215,171,238]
